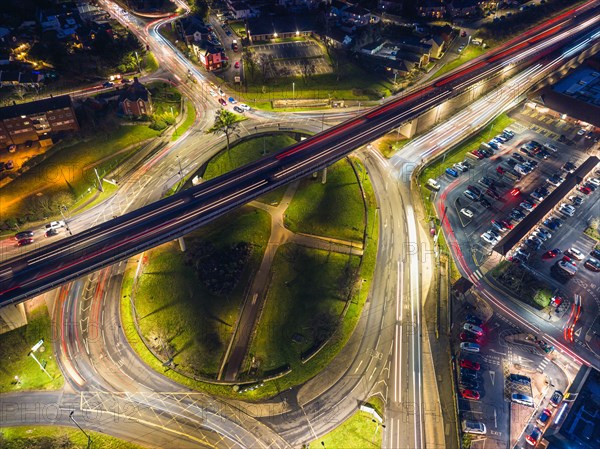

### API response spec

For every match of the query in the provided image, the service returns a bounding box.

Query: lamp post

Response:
[292,82,295,103]
[176,154,183,191]
[372,419,386,445]
[29,339,52,379]
[134,51,141,73]
[60,205,72,236]
[70,411,92,449]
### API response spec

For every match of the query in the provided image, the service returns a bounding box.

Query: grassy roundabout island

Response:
[121,133,379,398]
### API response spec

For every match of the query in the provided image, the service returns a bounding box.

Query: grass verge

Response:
[0,303,63,392]
[1,125,159,220]
[489,261,550,310]
[285,159,365,242]
[132,206,270,378]
[171,100,196,141]
[430,46,487,81]
[309,411,382,449]
[418,112,514,185]
[584,224,600,242]
[0,426,146,449]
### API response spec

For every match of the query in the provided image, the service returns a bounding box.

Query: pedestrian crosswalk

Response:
[537,357,550,373]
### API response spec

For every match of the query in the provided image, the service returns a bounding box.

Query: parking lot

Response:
[249,41,332,78]
[452,293,573,449]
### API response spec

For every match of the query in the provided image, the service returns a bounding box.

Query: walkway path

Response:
[220,180,363,381]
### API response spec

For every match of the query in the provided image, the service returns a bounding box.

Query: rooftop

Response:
[0,95,72,120]
[247,13,317,36]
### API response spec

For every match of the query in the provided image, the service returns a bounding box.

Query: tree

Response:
[299,57,315,84]
[208,109,239,161]
[242,49,257,81]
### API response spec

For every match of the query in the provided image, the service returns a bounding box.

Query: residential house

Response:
[225,0,258,19]
[77,3,109,23]
[448,0,480,17]
[396,36,431,65]
[0,70,44,86]
[178,16,210,44]
[323,27,353,48]
[342,5,376,27]
[120,77,152,116]
[246,14,316,43]
[417,1,446,19]
[360,40,385,55]
[423,34,445,59]
[0,95,78,147]
[195,43,226,71]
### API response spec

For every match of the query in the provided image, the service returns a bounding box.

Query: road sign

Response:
[574,327,582,338]
[31,339,44,352]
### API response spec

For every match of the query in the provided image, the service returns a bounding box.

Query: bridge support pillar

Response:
[321,167,327,184]
[178,237,186,252]
[0,303,28,335]
[399,119,418,139]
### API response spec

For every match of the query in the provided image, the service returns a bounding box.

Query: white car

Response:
[239,103,251,111]
[460,342,480,353]
[209,90,217,97]
[558,204,575,217]
[481,232,499,245]
[577,128,586,136]
[458,45,465,52]
[464,323,483,335]
[588,177,600,187]
[568,247,584,260]
[45,220,66,230]
[427,179,441,191]
[460,208,474,218]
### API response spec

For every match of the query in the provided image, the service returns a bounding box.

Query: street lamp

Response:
[292,82,295,102]
[134,51,141,73]
[70,411,92,449]
[60,205,72,236]
[372,419,386,444]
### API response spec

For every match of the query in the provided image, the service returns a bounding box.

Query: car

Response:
[218,98,227,106]
[525,158,538,168]
[453,163,467,173]
[538,339,555,353]
[536,186,550,196]
[460,208,474,218]
[519,147,532,157]
[520,200,535,211]
[460,367,479,379]
[460,332,483,344]
[515,248,530,259]
[543,217,561,230]
[577,128,586,136]
[524,238,541,250]
[544,143,558,152]
[491,220,506,232]
[17,237,34,246]
[465,184,480,195]
[479,198,492,209]
[569,195,583,206]
[561,255,576,266]
[478,177,494,188]
[464,190,479,201]
[508,373,531,385]
[511,208,525,220]
[531,191,545,202]
[458,45,465,52]
[460,359,481,370]
[471,149,485,159]
[45,228,58,237]
[511,393,534,406]
[4,160,14,170]
[461,389,480,400]
[510,188,520,196]
[562,161,577,173]
[558,205,575,217]
[481,232,499,245]
[486,188,500,200]
[531,230,548,242]
[550,390,564,407]
[218,89,226,96]
[15,231,34,240]
[463,323,483,335]
[459,378,479,389]
[209,89,218,97]
[228,97,236,104]
[446,167,459,177]
[503,129,515,138]
[512,153,526,163]
[239,103,251,111]
[536,228,551,239]
[462,420,486,435]
[590,248,600,259]
[547,176,564,187]
[584,258,600,272]
[579,185,592,195]
[537,409,552,427]
[102,81,114,88]
[496,166,505,175]
[460,342,480,353]
[45,220,65,230]
[584,181,597,191]
[568,247,584,260]
[465,314,483,326]
[501,220,514,230]
[488,141,499,150]
[233,105,244,113]
[526,427,542,446]
[226,30,232,36]
[495,134,507,143]
[427,179,441,190]
[455,162,469,172]
[588,177,600,187]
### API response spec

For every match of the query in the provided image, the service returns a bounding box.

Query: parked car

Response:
[465,314,483,325]
[102,81,114,88]
[584,258,600,272]
[234,61,240,69]
[464,190,479,201]
[460,331,483,343]
[471,149,485,159]
[463,323,483,335]
[460,359,481,370]
[511,393,534,406]
[479,198,492,209]
[550,390,564,407]
[462,420,486,435]
[446,167,459,177]
[478,177,494,188]
[427,178,441,190]
[228,96,236,104]
[526,427,542,446]
[508,373,531,385]
[481,232,499,245]
[568,247,584,260]
[537,408,552,427]
[466,185,481,197]
[218,98,227,106]
[460,208,474,218]
[460,342,480,353]
[461,389,480,400]
[233,106,244,113]
[239,103,251,111]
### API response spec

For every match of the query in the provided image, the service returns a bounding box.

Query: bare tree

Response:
[299,57,315,84]
[256,54,271,78]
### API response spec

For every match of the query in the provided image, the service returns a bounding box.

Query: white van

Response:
[427,179,441,191]
[462,420,486,435]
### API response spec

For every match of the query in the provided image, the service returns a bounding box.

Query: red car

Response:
[501,220,514,230]
[510,188,520,196]
[460,359,481,370]
[471,150,484,159]
[579,185,592,194]
[461,389,480,400]
[460,332,483,343]
[17,237,34,247]
[543,249,560,259]
[496,166,505,175]
[218,98,227,106]
[234,61,240,68]
[562,255,576,266]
